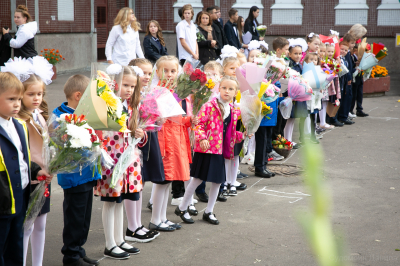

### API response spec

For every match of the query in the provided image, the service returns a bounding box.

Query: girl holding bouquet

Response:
[149,56,198,231]
[95,66,148,260]
[15,58,53,266]
[175,76,246,225]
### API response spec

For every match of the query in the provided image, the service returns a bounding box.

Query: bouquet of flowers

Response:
[110,86,185,188]
[175,60,207,101]
[259,80,281,104]
[302,62,329,90]
[370,65,388,78]
[321,59,341,76]
[352,52,378,82]
[371,42,388,61]
[256,25,267,38]
[196,28,207,42]
[254,53,269,66]
[265,58,288,84]
[24,114,102,229]
[261,101,273,117]
[39,48,65,65]
[280,68,301,93]
[272,135,293,150]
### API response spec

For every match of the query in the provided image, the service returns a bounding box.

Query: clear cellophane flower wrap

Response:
[110,86,185,188]
[74,63,128,133]
[302,62,329,91]
[287,76,313,102]
[239,91,263,156]
[265,57,288,84]
[24,114,102,229]
[352,52,379,82]
[259,81,281,104]
[338,63,349,77]
[279,98,293,119]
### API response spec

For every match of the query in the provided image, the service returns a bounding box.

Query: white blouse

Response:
[105,25,144,66]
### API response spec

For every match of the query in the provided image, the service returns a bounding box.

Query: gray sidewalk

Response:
[29,72,400,266]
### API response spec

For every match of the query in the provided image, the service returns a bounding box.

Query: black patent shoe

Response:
[217,192,227,202]
[125,227,155,243]
[187,204,198,216]
[149,222,175,231]
[164,220,182,230]
[227,184,237,196]
[119,242,140,254]
[235,183,247,190]
[104,246,130,260]
[146,202,152,211]
[203,212,220,225]
[174,206,194,223]
[255,170,272,178]
[83,256,100,266]
[265,168,275,177]
[196,192,209,203]
[140,225,160,237]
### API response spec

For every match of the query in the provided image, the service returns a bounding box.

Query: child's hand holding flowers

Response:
[200,139,210,151]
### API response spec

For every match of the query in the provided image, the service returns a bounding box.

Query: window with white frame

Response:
[58,0,74,21]
[334,0,368,25]
[232,0,264,24]
[377,0,400,26]
[172,0,204,23]
[271,0,303,25]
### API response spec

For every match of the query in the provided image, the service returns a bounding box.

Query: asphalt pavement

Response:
[26,72,400,266]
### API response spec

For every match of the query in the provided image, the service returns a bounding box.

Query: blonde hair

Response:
[204,61,223,75]
[306,34,320,44]
[155,55,179,71]
[348,24,367,40]
[0,72,24,95]
[63,74,90,99]
[122,66,141,133]
[129,58,152,68]
[217,76,239,118]
[114,7,141,33]
[15,5,32,23]
[181,4,194,20]
[222,57,240,72]
[319,43,326,49]
[18,74,49,133]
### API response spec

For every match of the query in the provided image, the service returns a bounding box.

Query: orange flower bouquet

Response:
[39,48,65,65]
[370,65,388,78]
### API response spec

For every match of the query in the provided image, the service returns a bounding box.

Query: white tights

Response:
[224,156,239,189]
[184,177,194,205]
[23,214,47,266]
[318,101,328,126]
[102,202,133,254]
[284,118,296,142]
[150,183,171,228]
[124,193,147,235]
[179,178,220,219]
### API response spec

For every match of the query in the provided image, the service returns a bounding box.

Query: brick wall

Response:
[0,1,11,29]
[38,0,91,33]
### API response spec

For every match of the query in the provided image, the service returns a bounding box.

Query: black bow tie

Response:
[232,23,237,27]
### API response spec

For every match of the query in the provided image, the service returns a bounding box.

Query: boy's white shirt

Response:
[0,117,29,189]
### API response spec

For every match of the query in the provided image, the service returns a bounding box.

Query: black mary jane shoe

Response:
[149,222,176,232]
[227,184,237,196]
[196,192,209,203]
[235,183,247,190]
[238,171,249,178]
[202,212,220,225]
[174,206,195,224]
[187,204,198,216]
[104,246,130,260]
[119,242,140,255]
[125,227,155,243]
[217,192,227,202]
[164,220,182,230]
[83,256,100,266]
[140,225,160,237]
[146,202,153,211]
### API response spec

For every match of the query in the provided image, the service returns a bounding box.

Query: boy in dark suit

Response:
[215,6,223,27]
[207,6,228,57]
[53,75,101,266]
[0,72,49,266]
[224,8,242,50]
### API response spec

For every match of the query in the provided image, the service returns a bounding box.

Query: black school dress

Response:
[140,131,165,183]
[190,112,231,184]
[233,119,243,156]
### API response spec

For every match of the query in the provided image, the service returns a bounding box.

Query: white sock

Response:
[124,199,145,235]
[184,177,194,205]
[205,183,220,219]
[284,118,295,141]
[102,202,124,253]
[30,214,47,266]
[179,178,202,219]
[136,192,148,233]
[224,159,232,186]
[115,202,131,248]
[230,156,239,186]
[160,183,170,223]
[151,184,169,228]
[305,116,311,135]
[319,102,328,126]
[23,220,34,266]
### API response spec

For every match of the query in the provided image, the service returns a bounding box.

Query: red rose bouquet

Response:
[176,61,207,100]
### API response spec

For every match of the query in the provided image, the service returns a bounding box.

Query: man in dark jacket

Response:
[223,8,242,50]
[207,6,228,57]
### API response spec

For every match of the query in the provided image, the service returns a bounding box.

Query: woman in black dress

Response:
[195,11,218,65]
[244,6,263,41]
[2,5,38,59]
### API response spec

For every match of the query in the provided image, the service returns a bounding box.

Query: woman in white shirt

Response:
[106,7,144,66]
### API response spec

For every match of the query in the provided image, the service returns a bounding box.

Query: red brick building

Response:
[1,0,399,72]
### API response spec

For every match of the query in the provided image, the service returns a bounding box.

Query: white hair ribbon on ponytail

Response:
[308,32,315,38]
[131,66,144,77]
[330,29,339,36]
[28,56,54,85]
[1,57,33,82]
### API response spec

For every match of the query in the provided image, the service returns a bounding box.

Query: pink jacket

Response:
[327,77,341,99]
[194,98,243,160]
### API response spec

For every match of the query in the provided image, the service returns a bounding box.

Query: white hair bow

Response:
[248,40,261,51]
[330,30,339,36]
[308,32,315,38]
[1,57,33,82]
[259,41,268,51]
[28,56,54,85]
[131,66,144,77]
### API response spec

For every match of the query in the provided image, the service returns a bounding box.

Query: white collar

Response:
[0,116,12,128]
[216,95,231,119]
[123,100,128,110]
[32,109,39,122]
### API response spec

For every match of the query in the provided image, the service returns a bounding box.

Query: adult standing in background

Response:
[244,6,263,41]
[237,16,248,49]
[195,12,218,65]
[2,5,38,60]
[143,20,168,64]
[215,6,224,27]
[176,4,198,66]
[207,6,228,57]
[106,7,144,66]
[224,8,242,50]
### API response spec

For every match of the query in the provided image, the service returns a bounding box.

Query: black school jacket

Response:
[244,19,259,41]
[143,35,168,64]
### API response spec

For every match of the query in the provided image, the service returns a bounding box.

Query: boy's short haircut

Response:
[206,6,216,13]
[339,41,350,48]
[228,8,238,18]
[342,33,357,43]
[214,5,220,11]
[63,74,90,99]
[204,61,223,75]
[273,37,289,51]
[0,72,24,95]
